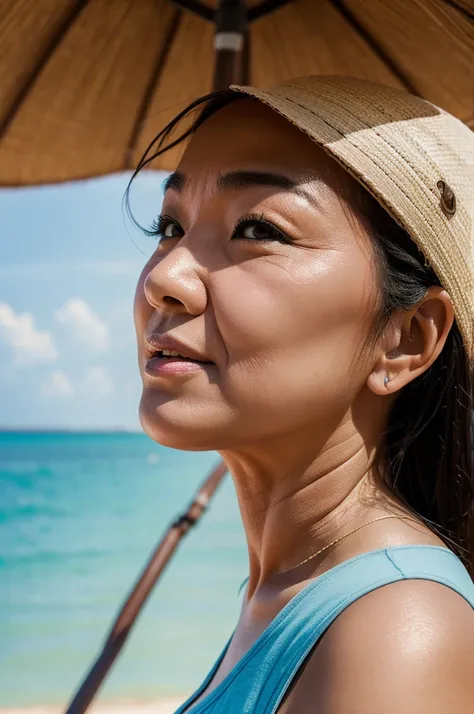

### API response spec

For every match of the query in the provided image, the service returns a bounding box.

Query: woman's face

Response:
[134,99,383,451]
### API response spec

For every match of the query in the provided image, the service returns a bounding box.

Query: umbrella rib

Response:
[169,0,214,22]
[0,0,90,144]
[439,0,474,21]
[124,9,182,170]
[328,0,421,97]
[247,0,295,23]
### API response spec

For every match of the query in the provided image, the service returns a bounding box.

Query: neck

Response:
[220,415,385,598]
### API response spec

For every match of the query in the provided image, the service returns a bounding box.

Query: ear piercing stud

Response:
[384,376,389,386]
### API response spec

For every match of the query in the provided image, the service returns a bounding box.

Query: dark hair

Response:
[358,194,474,576]
[126,91,474,577]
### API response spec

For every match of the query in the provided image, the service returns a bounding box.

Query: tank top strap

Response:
[256,545,474,714]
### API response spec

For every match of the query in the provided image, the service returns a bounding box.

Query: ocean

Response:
[0,431,247,708]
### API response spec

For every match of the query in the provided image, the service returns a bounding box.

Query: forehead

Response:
[179,98,350,191]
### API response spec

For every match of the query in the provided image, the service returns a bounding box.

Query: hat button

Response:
[437,180,456,217]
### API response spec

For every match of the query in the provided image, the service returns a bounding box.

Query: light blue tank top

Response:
[174,545,474,714]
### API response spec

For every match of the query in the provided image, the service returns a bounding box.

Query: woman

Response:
[130,76,474,713]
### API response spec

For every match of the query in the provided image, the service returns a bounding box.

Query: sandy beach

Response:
[0,699,187,714]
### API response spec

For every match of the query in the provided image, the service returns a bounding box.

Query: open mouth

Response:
[145,347,214,376]
[149,349,212,364]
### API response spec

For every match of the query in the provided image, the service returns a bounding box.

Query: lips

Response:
[144,333,214,378]
[145,333,212,364]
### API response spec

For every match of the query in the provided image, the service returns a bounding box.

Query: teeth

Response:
[161,349,181,357]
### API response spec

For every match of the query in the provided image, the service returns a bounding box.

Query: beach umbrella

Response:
[0,0,472,187]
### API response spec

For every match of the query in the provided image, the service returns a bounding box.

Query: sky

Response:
[0,170,169,430]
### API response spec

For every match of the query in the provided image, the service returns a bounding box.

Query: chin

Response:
[139,391,222,452]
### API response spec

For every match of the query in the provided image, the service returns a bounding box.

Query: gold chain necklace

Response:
[278,513,422,575]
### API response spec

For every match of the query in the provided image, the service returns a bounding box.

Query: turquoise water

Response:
[0,432,247,707]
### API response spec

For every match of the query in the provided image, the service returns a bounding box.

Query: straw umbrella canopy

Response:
[0,0,472,187]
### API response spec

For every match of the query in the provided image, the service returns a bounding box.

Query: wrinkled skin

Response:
[133,99,461,713]
[135,100,387,454]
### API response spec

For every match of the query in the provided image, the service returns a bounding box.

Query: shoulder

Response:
[282,578,474,714]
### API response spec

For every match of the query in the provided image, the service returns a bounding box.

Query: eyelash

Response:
[147,212,291,245]
[233,213,291,244]
[147,213,178,239]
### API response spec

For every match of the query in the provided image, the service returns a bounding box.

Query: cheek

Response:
[211,250,377,429]
[213,251,375,364]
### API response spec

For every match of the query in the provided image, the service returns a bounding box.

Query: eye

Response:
[148,214,183,241]
[233,214,291,244]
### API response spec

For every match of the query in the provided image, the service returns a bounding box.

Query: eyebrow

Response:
[163,170,321,210]
[162,171,185,194]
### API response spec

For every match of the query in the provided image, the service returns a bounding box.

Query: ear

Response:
[367,287,455,396]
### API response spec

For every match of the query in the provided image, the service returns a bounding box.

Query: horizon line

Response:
[0,426,144,434]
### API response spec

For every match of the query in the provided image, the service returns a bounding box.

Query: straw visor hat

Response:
[230,76,474,361]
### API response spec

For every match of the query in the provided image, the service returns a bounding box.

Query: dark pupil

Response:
[252,222,269,239]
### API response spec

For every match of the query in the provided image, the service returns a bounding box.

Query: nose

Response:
[142,246,207,316]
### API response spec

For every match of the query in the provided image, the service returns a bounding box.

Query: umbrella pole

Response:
[64,460,228,714]
[170,0,295,90]
[213,0,247,90]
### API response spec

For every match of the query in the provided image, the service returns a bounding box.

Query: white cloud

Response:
[82,366,115,396]
[55,298,109,352]
[42,370,74,397]
[41,367,114,400]
[0,303,58,366]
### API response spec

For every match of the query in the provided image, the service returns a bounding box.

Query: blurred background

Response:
[0,0,472,711]
[0,172,247,709]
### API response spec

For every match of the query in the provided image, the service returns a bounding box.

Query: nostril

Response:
[163,295,182,306]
